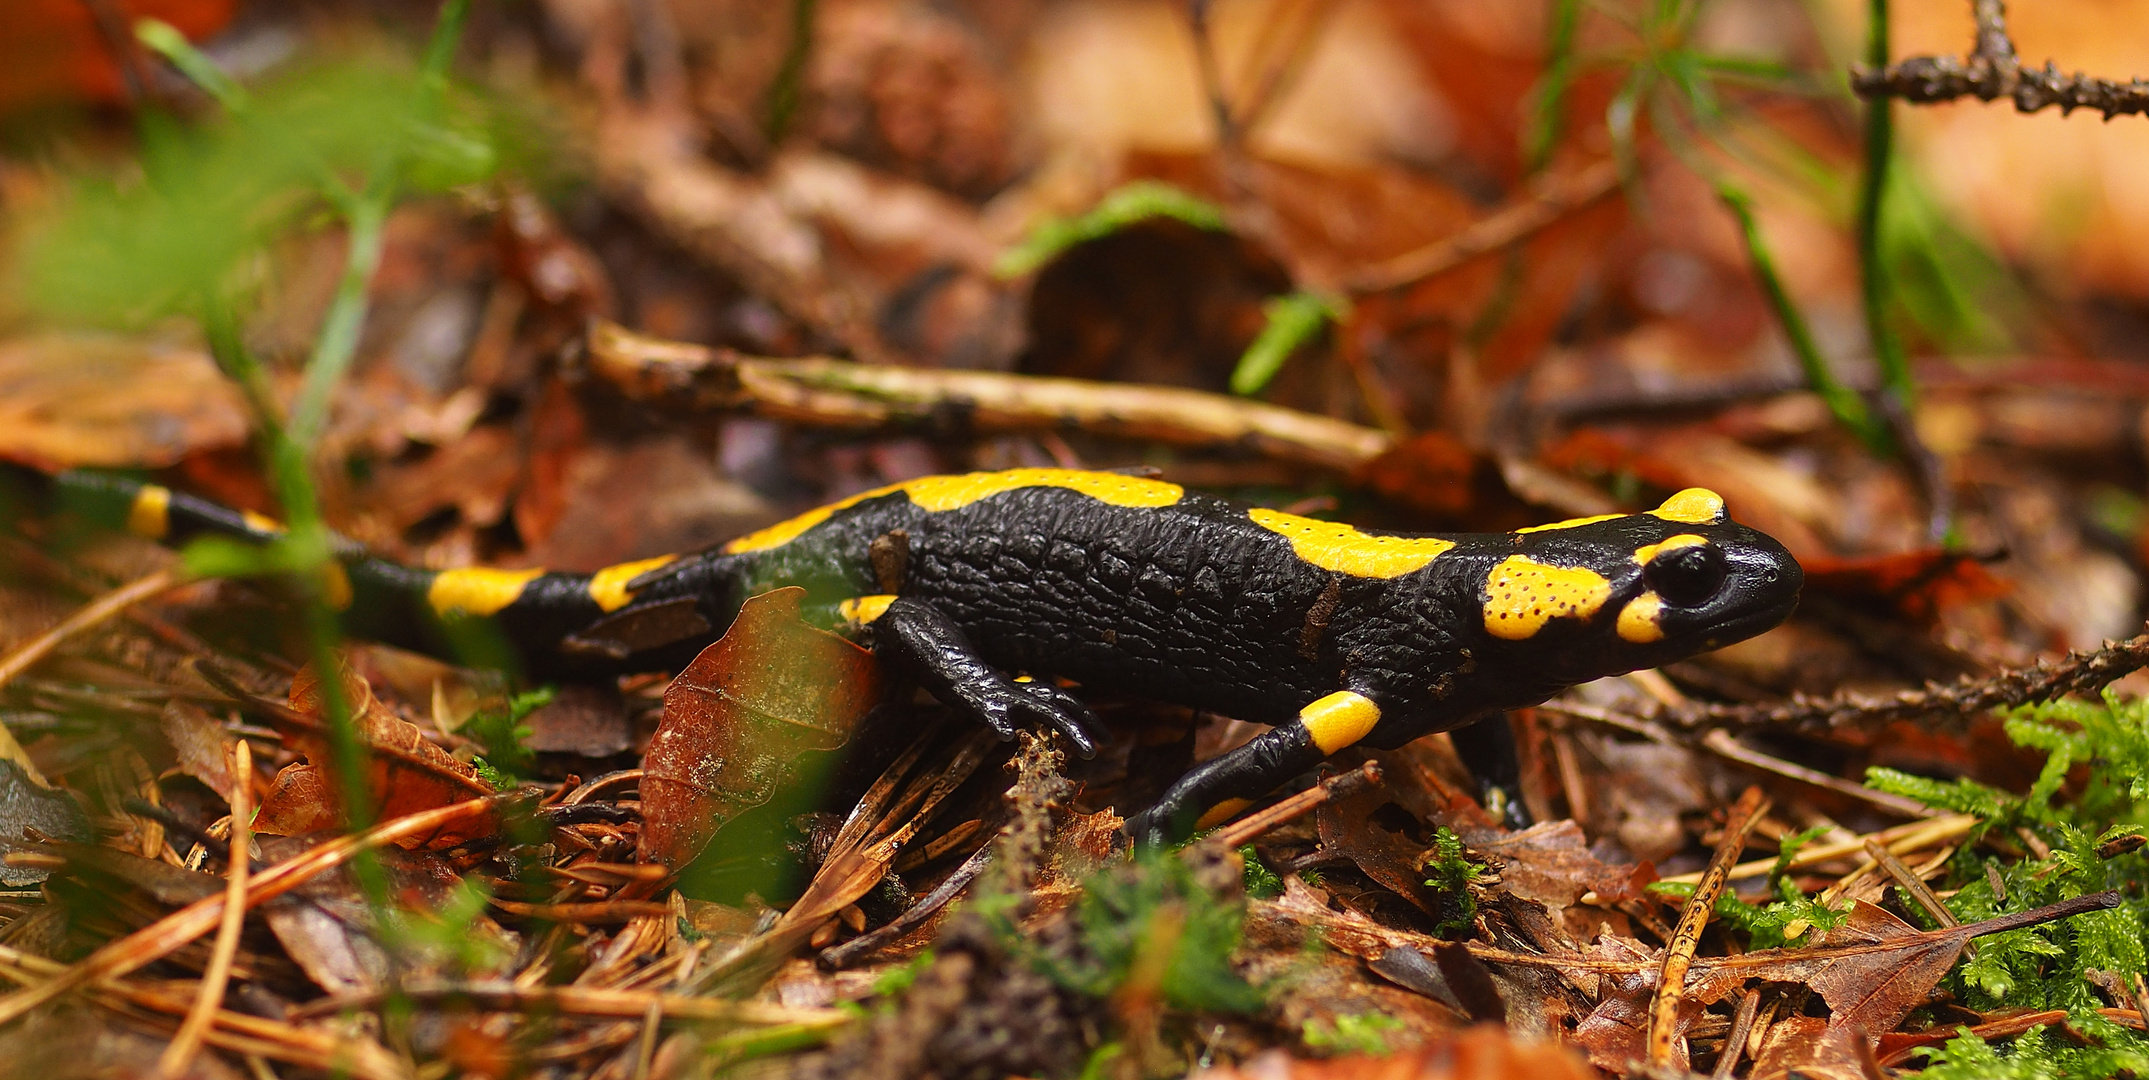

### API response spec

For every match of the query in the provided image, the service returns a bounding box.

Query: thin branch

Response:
[1344,160,1621,294]
[158,740,253,1078]
[584,321,1395,470]
[1711,988,1762,1080]
[1649,787,1769,1067]
[0,568,182,693]
[1853,0,2149,118]
[1209,760,1382,848]
[1676,627,2149,734]
[1700,729,1935,818]
[0,796,504,1027]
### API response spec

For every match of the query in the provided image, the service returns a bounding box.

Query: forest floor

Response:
[7,0,2149,1077]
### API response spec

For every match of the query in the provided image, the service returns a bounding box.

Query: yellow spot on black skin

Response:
[428,567,545,617]
[1301,689,1382,753]
[1514,512,1624,534]
[241,510,286,535]
[1195,797,1255,830]
[1249,509,1457,579]
[126,485,171,539]
[723,469,1185,554]
[587,555,678,613]
[319,563,354,611]
[1650,488,1725,525]
[837,594,897,627]
[1618,592,1664,643]
[1634,534,1709,565]
[1483,556,1612,640]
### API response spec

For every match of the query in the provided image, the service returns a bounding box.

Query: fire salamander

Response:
[26,466,1802,842]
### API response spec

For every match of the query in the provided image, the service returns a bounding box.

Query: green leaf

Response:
[20,59,505,328]
[461,685,553,781]
[992,181,1228,278]
[1230,290,1344,396]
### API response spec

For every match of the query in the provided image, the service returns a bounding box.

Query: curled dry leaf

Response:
[251,660,495,848]
[159,700,235,802]
[637,586,883,873]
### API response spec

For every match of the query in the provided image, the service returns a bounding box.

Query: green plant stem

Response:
[288,198,386,450]
[1857,0,1914,410]
[1718,183,1889,453]
[134,19,249,110]
[1527,0,1584,174]
[764,0,818,143]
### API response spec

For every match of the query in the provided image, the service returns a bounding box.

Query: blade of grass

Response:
[1856,0,1914,410]
[1717,181,1889,452]
[134,19,248,110]
[1230,290,1342,396]
[1525,0,1583,174]
[763,0,818,143]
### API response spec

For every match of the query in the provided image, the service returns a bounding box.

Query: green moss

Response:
[1865,692,2149,1076]
[1301,1012,1403,1056]
[1422,827,1487,938]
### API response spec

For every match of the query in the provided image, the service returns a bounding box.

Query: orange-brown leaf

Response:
[636,587,883,872]
[253,661,495,848]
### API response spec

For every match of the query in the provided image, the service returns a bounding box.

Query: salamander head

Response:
[1477,488,1803,682]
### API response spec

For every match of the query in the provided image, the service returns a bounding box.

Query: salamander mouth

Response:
[1693,593,1800,651]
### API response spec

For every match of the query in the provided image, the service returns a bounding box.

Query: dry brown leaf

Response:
[159,700,236,803]
[0,332,248,469]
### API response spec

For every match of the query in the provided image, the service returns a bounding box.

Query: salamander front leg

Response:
[1126,690,1382,846]
[1448,716,1530,830]
[872,598,1102,759]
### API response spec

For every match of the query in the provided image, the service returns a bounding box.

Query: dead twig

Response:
[290,981,843,1025]
[0,943,404,1080]
[0,567,182,693]
[1852,0,2149,118]
[1646,812,1978,892]
[1711,988,1762,1080]
[157,739,252,1079]
[1677,628,2149,734]
[1700,729,1935,818]
[1863,838,1958,930]
[0,795,505,1027]
[585,321,1394,470]
[818,840,994,971]
[1344,160,1621,294]
[1209,760,1381,848]
[1649,786,1770,1067]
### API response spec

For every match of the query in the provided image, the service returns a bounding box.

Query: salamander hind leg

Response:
[1126,689,1382,846]
[871,597,1102,759]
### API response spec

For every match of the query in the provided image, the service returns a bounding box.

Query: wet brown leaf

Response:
[637,586,883,872]
[1473,820,1648,910]
[1,0,235,109]
[1353,430,1483,516]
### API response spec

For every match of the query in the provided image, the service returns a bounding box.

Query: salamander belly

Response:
[898,490,1336,722]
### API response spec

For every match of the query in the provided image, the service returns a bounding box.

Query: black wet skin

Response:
[607,483,1803,755]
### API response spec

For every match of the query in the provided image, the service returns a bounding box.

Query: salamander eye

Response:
[1645,542,1727,606]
